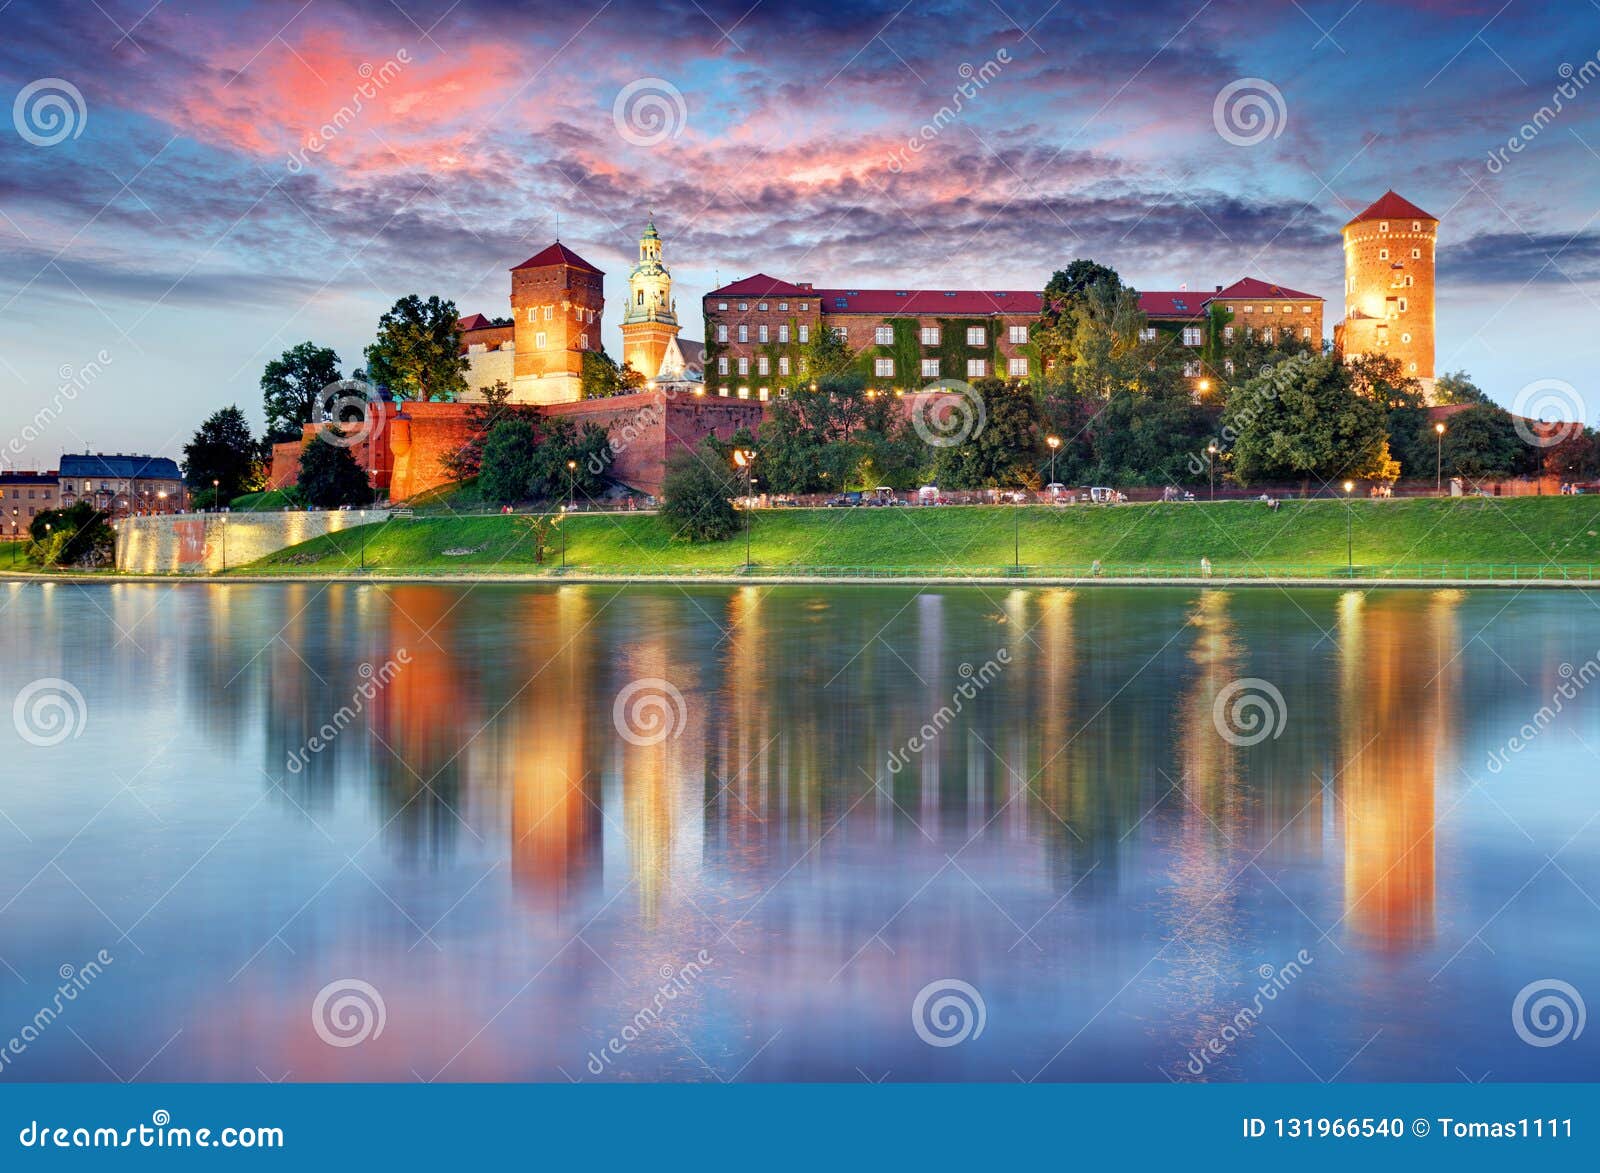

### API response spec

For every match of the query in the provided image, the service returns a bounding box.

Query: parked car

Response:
[827,492,863,508]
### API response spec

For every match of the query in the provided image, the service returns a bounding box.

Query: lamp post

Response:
[1343,480,1354,575]
[1207,442,1219,501]
[566,459,578,512]
[10,508,16,566]
[1434,422,1446,495]
[733,448,756,568]
[212,479,220,513]
[1047,434,1060,487]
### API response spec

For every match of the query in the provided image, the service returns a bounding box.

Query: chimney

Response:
[1215,285,1223,293]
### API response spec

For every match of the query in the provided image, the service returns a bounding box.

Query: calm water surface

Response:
[2,581,1597,1082]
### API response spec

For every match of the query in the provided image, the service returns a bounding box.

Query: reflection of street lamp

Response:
[1434,422,1446,494]
[1207,442,1219,501]
[1343,480,1355,574]
[733,448,756,568]
[1047,434,1060,487]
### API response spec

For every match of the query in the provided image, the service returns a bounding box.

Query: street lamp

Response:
[566,459,578,512]
[1207,442,1219,501]
[1343,480,1355,575]
[733,448,756,568]
[1434,422,1446,495]
[212,479,220,513]
[9,507,16,566]
[1047,434,1061,487]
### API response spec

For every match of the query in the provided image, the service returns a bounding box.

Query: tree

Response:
[581,349,647,398]
[1085,383,1216,486]
[526,419,611,502]
[183,406,260,503]
[803,324,854,384]
[261,342,341,442]
[927,379,1044,489]
[478,419,538,506]
[1347,354,1430,478]
[1222,354,1393,488]
[660,438,740,542]
[756,372,901,493]
[297,432,373,507]
[438,381,538,483]
[364,294,468,402]
[1439,403,1539,479]
[1434,370,1492,406]
[28,501,115,567]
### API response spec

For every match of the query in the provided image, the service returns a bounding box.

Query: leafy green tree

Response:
[580,349,647,398]
[1434,370,1492,406]
[261,342,341,442]
[183,406,260,502]
[364,294,468,402]
[1085,384,1216,486]
[755,373,902,492]
[439,381,538,483]
[297,433,374,507]
[28,501,115,567]
[1439,403,1540,479]
[803,324,854,384]
[1222,354,1393,488]
[660,438,740,542]
[526,419,611,502]
[1347,354,1430,478]
[478,419,538,506]
[927,379,1044,488]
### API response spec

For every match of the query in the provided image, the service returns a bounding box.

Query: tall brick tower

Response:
[1334,191,1438,400]
[510,242,605,404]
[619,217,679,382]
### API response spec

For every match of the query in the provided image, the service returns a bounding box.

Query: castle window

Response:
[1008,357,1028,377]
[921,358,940,377]
[1260,327,1274,343]
[579,333,588,350]
[718,356,729,375]
[544,306,553,320]
[758,324,769,343]
[1404,275,1413,286]
[778,356,790,376]
[1008,325,1028,344]
[1302,327,1311,339]
[875,326,893,345]
[778,324,790,343]
[1409,363,1417,372]
[921,326,940,345]
[1379,221,1388,232]
[1184,361,1200,376]
[717,387,729,397]
[798,324,809,343]
[1139,328,1156,341]
[535,332,547,348]
[739,302,748,311]
[1402,333,1412,343]
[966,358,987,377]
[1224,360,1234,375]
[833,327,848,342]
[1398,297,1408,312]
[1302,305,1313,313]
[758,302,768,311]
[1412,221,1420,231]
[1411,249,1421,259]
[966,326,986,346]
[1379,249,1389,260]
[1182,327,1202,346]
[717,301,727,311]
[528,308,537,324]
[1242,305,1253,313]
[759,388,769,401]
[738,386,750,399]
[738,324,749,342]
[779,302,788,311]
[737,357,749,375]
[758,355,770,376]
[874,358,895,377]
[717,324,728,343]
[1262,304,1274,313]
[1224,326,1234,341]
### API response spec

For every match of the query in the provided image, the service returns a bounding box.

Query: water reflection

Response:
[3,583,1596,1082]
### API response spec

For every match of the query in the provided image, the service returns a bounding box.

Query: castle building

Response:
[1333,190,1438,399]
[702,275,1322,398]
[620,217,680,382]
[509,242,605,404]
[58,453,183,517]
[1,470,59,538]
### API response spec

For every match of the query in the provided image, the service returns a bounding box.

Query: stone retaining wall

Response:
[116,510,390,574]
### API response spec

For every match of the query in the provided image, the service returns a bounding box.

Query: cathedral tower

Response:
[620,217,680,381]
[509,242,604,404]
[1333,191,1438,400]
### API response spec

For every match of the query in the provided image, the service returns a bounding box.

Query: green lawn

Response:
[236,497,1600,578]
[229,488,302,512]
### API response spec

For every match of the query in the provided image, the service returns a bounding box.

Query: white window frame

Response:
[738,324,749,343]
[920,326,940,345]
[966,326,986,346]
[966,358,987,378]
[737,356,749,375]
[718,356,729,375]
[757,355,770,376]
[798,324,810,343]
[1007,357,1028,377]
[874,326,894,345]
[921,358,940,378]
[1182,327,1203,346]
[874,357,895,377]
[716,324,728,343]
[1008,325,1028,344]
[778,324,790,343]
[535,331,547,349]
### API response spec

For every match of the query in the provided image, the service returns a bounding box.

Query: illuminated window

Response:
[717,324,728,343]
[875,326,893,345]
[874,357,894,377]
[778,356,790,375]
[966,358,987,377]
[920,326,940,344]
[758,355,770,375]
[921,358,940,377]
[966,326,986,346]
[798,324,810,343]
[535,332,547,349]
[1008,357,1027,377]
[1008,325,1028,344]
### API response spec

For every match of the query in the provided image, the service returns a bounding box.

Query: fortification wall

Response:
[116,510,389,574]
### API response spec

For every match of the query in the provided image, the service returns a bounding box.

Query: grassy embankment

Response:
[236,496,1600,579]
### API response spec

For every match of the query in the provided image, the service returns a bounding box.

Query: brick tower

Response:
[619,217,679,382]
[510,242,605,404]
[1334,191,1438,400]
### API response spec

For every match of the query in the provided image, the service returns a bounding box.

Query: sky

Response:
[1,0,1598,467]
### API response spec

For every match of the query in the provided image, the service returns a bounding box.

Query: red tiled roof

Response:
[814,288,1043,316]
[512,242,602,273]
[1138,291,1207,318]
[707,273,816,298]
[1345,190,1436,228]
[1212,277,1321,301]
[457,313,493,331]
